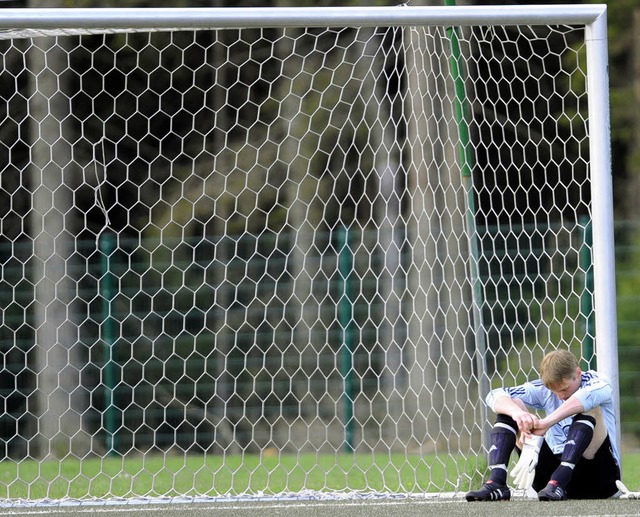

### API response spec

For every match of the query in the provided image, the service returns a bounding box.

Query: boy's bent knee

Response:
[579,408,607,460]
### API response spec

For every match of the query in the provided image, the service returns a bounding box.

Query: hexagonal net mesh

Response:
[0,6,616,503]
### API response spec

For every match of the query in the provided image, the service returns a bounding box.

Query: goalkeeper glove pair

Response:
[509,435,544,490]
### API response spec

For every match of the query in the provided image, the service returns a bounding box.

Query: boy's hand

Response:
[512,409,538,433]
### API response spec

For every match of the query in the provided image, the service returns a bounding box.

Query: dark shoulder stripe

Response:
[505,386,527,397]
[581,371,599,385]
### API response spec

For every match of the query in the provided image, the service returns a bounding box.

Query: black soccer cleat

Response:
[465,481,511,501]
[538,481,567,501]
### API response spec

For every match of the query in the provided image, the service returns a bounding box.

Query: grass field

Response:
[1,452,639,501]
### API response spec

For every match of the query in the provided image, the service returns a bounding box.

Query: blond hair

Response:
[540,350,579,389]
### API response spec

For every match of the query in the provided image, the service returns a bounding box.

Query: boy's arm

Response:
[491,394,539,433]
[534,395,584,434]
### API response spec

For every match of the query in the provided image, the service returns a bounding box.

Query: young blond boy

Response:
[466,350,620,501]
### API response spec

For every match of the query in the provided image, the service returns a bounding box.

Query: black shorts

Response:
[530,435,620,499]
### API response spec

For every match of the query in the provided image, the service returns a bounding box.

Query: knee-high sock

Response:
[487,414,518,485]
[548,414,596,488]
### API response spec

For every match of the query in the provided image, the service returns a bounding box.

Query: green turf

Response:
[0,452,637,500]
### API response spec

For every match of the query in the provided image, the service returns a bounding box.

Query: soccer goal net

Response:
[0,4,617,503]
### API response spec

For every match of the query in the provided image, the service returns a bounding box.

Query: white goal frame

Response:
[0,4,618,503]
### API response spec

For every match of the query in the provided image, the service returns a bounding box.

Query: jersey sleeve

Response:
[485,380,549,412]
[573,371,613,411]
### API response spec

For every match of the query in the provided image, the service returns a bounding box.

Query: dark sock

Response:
[549,414,596,488]
[549,464,573,488]
[487,414,518,485]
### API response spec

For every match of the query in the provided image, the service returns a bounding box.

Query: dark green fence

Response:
[1,222,638,458]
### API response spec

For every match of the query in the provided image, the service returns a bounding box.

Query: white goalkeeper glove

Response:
[615,480,640,499]
[510,435,543,490]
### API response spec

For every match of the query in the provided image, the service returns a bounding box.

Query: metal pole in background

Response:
[338,225,355,453]
[579,216,595,371]
[444,0,491,452]
[100,231,119,455]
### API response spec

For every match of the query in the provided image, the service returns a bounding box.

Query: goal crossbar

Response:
[0,5,607,31]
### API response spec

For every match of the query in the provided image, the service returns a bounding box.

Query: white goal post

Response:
[0,4,617,502]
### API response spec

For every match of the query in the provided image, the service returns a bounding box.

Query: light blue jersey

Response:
[486,370,620,465]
